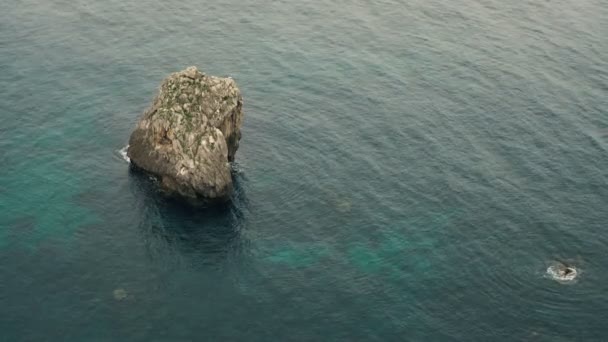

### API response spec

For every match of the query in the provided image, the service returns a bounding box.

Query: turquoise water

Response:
[1,0,607,340]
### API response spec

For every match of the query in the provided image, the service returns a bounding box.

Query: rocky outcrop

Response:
[127,66,243,202]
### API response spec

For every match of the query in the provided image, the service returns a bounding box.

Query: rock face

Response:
[127,66,243,202]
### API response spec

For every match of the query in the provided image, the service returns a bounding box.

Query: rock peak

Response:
[182,66,204,79]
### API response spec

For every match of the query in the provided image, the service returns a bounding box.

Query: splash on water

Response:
[119,145,130,163]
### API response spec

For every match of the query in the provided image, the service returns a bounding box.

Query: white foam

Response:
[119,145,130,163]
[547,265,578,283]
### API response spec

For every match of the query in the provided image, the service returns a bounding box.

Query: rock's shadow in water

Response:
[127,164,249,262]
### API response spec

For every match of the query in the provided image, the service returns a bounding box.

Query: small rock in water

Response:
[547,262,578,283]
[113,288,128,301]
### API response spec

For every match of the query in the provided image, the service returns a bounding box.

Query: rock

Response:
[546,262,578,282]
[127,66,243,202]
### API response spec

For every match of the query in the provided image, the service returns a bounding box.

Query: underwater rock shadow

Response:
[127,164,250,260]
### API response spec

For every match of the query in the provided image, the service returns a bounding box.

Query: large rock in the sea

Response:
[127,66,243,202]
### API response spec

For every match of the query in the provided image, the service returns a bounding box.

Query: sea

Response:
[1,0,607,340]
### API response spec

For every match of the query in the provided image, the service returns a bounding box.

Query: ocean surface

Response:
[1,0,607,340]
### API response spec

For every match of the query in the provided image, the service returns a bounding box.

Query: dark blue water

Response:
[1,0,607,340]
